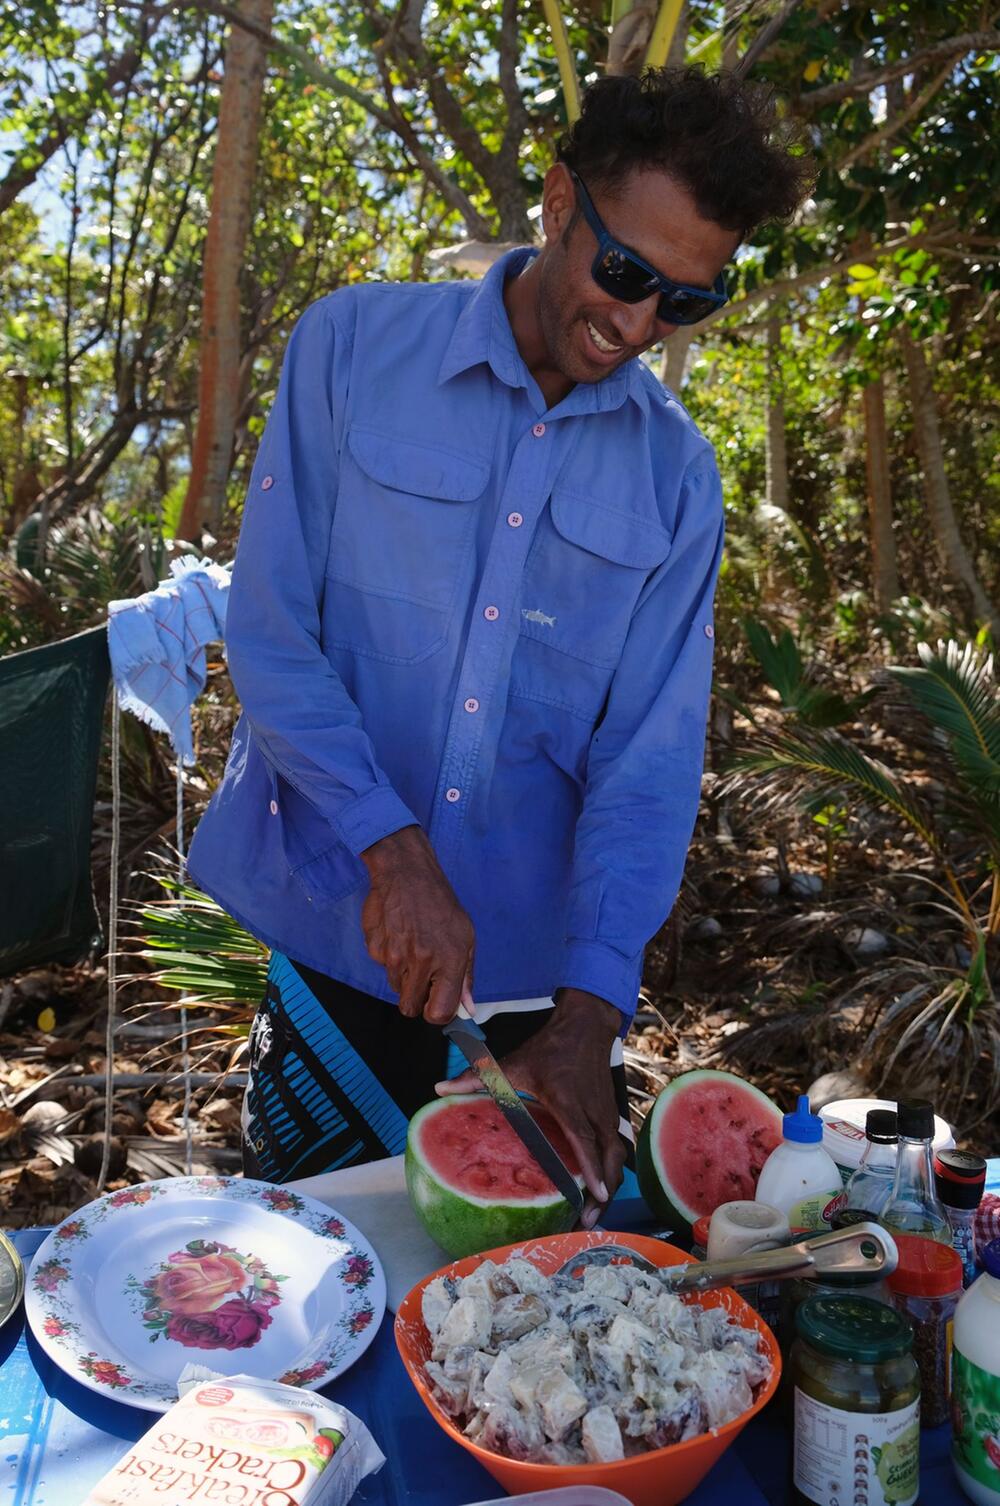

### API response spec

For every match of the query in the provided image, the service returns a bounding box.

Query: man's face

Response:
[537,163,740,385]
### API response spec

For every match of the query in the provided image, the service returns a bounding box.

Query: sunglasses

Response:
[570,171,729,326]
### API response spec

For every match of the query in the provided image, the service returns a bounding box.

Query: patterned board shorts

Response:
[242,951,637,1193]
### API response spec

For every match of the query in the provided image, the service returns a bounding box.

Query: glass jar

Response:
[779,1221,892,1361]
[887,1232,963,1428]
[792,1295,920,1506]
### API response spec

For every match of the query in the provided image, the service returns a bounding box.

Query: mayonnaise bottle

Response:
[952,1237,1000,1505]
[755,1095,843,1233]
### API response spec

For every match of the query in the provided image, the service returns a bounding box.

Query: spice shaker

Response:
[886,1232,962,1428]
[935,1150,987,1287]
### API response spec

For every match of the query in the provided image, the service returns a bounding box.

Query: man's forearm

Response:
[553,986,624,1041]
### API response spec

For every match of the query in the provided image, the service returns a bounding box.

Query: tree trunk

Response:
[765,316,788,511]
[862,373,899,613]
[659,326,695,392]
[898,325,999,633]
[176,0,273,542]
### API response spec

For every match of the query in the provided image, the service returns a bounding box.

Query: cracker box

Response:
[81,1373,385,1505]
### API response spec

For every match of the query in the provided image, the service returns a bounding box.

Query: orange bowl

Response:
[395,1230,781,1506]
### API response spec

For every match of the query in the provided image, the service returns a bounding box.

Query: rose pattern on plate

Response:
[32,1258,70,1294]
[125,1239,287,1351]
[54,1219,89,1243]
[28,1176,383,1406]
[342,1301,375,1336]
[343,1253,374,1288]
[79,1352,132,1388]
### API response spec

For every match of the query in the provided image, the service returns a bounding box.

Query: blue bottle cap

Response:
[983,1238,1000,1280]
[783,1094,823,1145]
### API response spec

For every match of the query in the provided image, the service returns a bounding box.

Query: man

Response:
[188,66,811,1225]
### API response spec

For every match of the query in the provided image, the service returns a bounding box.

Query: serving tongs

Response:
[557,1222,898,1295]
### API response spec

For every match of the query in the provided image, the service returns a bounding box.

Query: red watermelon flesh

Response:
[660,1078,779,1210]
[637,1069,784,1231]
[417,1095,581,1199]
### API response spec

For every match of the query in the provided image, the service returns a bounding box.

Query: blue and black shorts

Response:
[242,951,635,1188]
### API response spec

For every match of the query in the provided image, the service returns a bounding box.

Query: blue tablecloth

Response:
[1,1196,986,1506]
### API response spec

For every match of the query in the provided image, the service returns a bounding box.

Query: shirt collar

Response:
[438,246,648,417]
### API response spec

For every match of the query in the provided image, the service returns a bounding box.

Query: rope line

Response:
[96,688,121,1195]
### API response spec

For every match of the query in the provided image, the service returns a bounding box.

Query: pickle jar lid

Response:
[796,1294,914,1361]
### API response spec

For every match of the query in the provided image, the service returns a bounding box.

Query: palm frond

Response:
[743,618,875,729]
[130,878,268,1008]
[724,726,943,857]
[890,640,1000,798]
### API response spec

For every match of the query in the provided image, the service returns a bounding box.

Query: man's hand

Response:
[361,825,475,1025]
[436,987,627,1228]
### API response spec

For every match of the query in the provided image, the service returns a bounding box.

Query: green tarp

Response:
[0,625,109,976]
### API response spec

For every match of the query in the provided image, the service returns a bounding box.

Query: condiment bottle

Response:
[935,1149,987,1287]
[882,1099,951,1243]
[843,1108,898,1218]
[755,1095,843,1233]
[886,1232,962,1428]
[952,1237,1000,1505]
[791,1294,920,1506]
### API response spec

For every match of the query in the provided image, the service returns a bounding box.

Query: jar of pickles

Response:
[791,1295,920,1506]
[779,1222,892,1360]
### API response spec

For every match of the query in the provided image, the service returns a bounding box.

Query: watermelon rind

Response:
[405,1097,579,1258]
[636,1069,783,1235]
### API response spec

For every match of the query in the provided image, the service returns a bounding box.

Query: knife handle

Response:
[443,1002,486,1041]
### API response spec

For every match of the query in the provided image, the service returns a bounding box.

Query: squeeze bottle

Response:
[755,1095,842,1233]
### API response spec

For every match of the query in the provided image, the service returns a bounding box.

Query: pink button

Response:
[445,787,461,803]
[269,799,278,815]
[484,605,499,621]
[507,511,523,528]
[261,475,274,490]
[532,423,546,438]
[704,624,715,639]
[464,697,480,713]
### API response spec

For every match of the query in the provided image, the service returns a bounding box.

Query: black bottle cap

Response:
[935,1150,987,1210]
[865,1109,898,1144]
[896,1099,934,1140]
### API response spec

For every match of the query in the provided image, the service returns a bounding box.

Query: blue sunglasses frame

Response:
[570,171,729,326]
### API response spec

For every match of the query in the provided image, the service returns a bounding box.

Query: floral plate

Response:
[25,1177,386,1412]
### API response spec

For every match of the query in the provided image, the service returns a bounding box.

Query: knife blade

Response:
[443,1006,584,1220]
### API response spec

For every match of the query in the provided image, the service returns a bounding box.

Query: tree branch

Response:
[0,13,158,216]
[798,30,1000,112]
[835,57,958,173]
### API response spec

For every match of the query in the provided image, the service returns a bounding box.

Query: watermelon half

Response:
[636,1069,783,1235]
[405,1095,583,1258]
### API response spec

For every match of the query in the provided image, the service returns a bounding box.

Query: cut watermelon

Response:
[405,1095,583,1258]
[636,1069,783,1235]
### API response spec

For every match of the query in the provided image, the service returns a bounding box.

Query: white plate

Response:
[26,1176,386,1411]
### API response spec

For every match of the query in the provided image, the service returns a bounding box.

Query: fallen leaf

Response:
[145,1099,182,1138]
[0,1108,19,1145]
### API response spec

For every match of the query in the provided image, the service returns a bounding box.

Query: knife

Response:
[443,1004,585,1221]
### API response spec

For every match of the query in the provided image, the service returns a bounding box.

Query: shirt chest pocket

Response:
[323,425,489,663]
[511,487,672,719]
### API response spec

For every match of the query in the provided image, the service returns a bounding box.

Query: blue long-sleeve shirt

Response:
[187,248,724,1027]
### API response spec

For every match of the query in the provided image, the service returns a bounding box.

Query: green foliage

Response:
[134,876,269,1009]
[743,617,875,727]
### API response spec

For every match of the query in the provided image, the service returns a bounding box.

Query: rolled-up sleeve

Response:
[226,296,418,856]
[558,457,725,1028]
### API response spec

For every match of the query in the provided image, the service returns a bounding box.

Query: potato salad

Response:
[421,1255,771,1465]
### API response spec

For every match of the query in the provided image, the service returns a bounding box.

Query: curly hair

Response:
[557,67,814,237]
